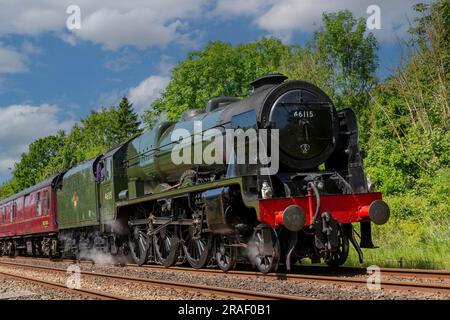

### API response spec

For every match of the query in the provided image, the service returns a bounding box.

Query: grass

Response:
[344,194,450,270]
[346,243,450,270]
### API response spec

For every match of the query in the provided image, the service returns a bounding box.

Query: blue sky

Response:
[0,0,425,183]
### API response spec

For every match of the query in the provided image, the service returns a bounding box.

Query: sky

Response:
[0,0,427,184]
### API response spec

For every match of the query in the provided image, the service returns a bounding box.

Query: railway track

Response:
[1,256,449,295]
[5,256,449,279]
[135,264,450,294]
[137,263,450,280]
[0,260,313,300]
[0,269,124,300]
[294,265,450,279]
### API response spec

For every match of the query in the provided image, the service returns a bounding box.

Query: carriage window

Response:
[12,203,17,221]
[37,192,42,216]
[42,191,49,215]
[45,192,50,215]
[25,195,30,215]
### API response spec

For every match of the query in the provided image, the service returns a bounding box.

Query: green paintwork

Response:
[57,105,260,230]
[57,143,129,230]
[116,176,260,218]
[57,158,99,229]
[99,144,129,224]
[124,109,227,198]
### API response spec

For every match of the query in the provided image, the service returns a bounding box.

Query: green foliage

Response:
[0,178,18,200]
[283,10,378,113]
[347,177,450,269]
[364,0,449,195]
[13,132,66,191]
[354,1,450,268]
[143,18,378,127]
[111,97,142,144]
[3,99,142,193]
[144,38,293,122]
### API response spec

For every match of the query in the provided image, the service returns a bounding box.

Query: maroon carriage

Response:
[0,174,63,256]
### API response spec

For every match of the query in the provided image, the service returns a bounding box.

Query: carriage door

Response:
[98,157,115,223]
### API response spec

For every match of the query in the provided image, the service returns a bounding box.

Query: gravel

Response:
[0,264,228,300]
[0,274,98,300]
[0,257,448,300]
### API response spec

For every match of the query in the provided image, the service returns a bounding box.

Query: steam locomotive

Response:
[0,74,389,273]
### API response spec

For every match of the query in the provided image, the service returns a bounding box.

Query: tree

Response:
[55,107,118,169]
[6,99,144,195]
[143,38,293,123]
[283,10,378,115]
[364,0,449,195]
[0,178,18,199]
[13,132,66,190]
[111,96,142,144]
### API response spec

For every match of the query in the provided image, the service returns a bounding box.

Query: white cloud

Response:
[128,75,170,114]
[97,89,125,110]
[21,41,44,55]
[59,33,78,46]
[0,0,207,50]
[0,44,28,73]
[104,48,141,72]
[0,0,421,52]
[74,8,181,50]
[214,0,423,43]
[0,158,15,174]
[0,104,74,180]
[213,0,271,18]
[156,55,175,76]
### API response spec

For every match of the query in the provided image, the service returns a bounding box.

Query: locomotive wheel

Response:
[31,240,38,257]
[182,227,213,269]
[129,228,150,266]
[251,225,280,274]
[49,240,60,260]
[325,223,349,267]
[215,236,237,272]
[153,226,179,267]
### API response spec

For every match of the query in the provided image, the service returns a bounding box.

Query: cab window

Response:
[105,158,112,181]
